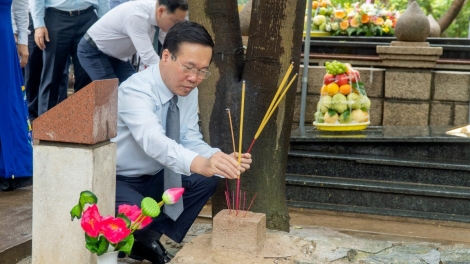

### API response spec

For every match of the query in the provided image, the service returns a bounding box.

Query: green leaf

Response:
[360,107,368,112]
[342,109,351,120]
[96,236,110,256]
[85,233,99,244]
[115,234,134,256]
[70,204,82,221]
[346,27,356,36]
[351,82,366,95]
[85,239,99,254]
[327,109,337,117]
[116,214,132,228]
[79,191,98,208]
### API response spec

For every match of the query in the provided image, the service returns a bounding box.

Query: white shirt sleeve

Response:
[118,84,200,175]
[11,0,29,45]
[122,14,159,67]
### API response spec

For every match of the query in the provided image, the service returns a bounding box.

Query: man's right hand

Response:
[34,27,49,50]
[191,152,241,179]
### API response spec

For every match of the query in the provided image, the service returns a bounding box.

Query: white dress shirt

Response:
[31,0,109,28]
[112,63,220,177]
[87,0,162,67]
[11,0,29,45]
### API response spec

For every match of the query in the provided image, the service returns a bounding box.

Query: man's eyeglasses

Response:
[171,55,211,79]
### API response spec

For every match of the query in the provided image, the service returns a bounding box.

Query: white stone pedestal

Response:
[32,141,116,264]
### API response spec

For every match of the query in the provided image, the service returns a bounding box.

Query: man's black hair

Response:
[162,21,215,59]
[158,0,188,13]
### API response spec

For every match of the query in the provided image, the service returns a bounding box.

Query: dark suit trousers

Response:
[77,38,136,84]
[37,8,97,116]
[24,13,69,120]
[116,171,219,243]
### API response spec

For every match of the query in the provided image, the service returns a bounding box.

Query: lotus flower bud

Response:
[162,188,185,205]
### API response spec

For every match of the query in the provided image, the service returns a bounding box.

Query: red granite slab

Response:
[33,79,119,144]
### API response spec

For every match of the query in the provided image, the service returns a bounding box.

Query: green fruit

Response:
[325,6,333,16]
[313,15,326,26]
[319,23,327,32]
[347,93,360,109]
[331,93,348,114]
[319,7,327,15]
[360,96,371,110]
[314,111,324,123]
[339,110,351,124]
[320,95,332,113]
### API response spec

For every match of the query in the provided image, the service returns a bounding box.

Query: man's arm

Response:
[12,0,29,67]
[96,0,109,18]
[123,15,160,67]
[32,0,48,50]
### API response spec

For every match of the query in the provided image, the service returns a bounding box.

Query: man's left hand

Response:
[230,152,252,173]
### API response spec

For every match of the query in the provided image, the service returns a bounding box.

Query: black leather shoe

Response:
[129,239,173,264]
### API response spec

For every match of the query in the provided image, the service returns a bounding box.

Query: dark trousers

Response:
[116,170,219,243]
[77,38,136,84]
[24,13,69,121]
[37,8,97,116]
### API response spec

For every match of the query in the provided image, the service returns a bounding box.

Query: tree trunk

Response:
[189,0,305,231]
[437,0,466,32]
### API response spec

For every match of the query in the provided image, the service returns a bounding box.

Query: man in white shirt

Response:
[112,21,252,263]
[77,0,188,84]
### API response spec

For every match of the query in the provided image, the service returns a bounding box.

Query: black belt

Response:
[46,6,94,16]
[84,33,98,49]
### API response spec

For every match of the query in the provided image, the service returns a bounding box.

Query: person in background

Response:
[23,7,70,124]
[77,0,187,84]
[31,0,109,116]
[0,0,32,191]
[10,0,28,68]
[113,21,252,263]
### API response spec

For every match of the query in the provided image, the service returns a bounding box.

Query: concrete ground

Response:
[2,185,470,264]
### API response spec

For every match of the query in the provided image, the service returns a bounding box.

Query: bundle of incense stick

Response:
[226,64,297,215]
[246,62,298,153]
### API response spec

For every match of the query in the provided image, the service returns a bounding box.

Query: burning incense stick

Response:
[236,80,246,215]
[256,73,298,139]
[226,108,237,154]
[246,72,298,153]
[261,62,294,126]
[244,193,258,217]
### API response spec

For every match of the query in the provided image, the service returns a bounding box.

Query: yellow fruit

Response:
[326,82,339,96]
[320,85,327,96]
[312,1,319,9]
[339,84,351,95]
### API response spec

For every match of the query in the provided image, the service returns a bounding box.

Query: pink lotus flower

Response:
[100,216,131,244]
[81,204,101,237]
[118,204,151,229]
[162,188,184,205]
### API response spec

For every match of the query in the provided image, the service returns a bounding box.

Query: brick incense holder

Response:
[211,209,266,254]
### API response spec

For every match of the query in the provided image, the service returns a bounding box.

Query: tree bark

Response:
[189,0,305,231]
[437,0,466,32]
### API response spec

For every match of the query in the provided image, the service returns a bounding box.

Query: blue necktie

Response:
[163,95,184,220]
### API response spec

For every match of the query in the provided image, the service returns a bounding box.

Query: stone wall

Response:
[294,66,470,128]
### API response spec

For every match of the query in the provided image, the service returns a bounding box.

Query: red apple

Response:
[349,70,360,83]
[336,73,349,86]
[323,73,335,85]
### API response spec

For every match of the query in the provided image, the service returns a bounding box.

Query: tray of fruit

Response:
[313,60,371,131]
